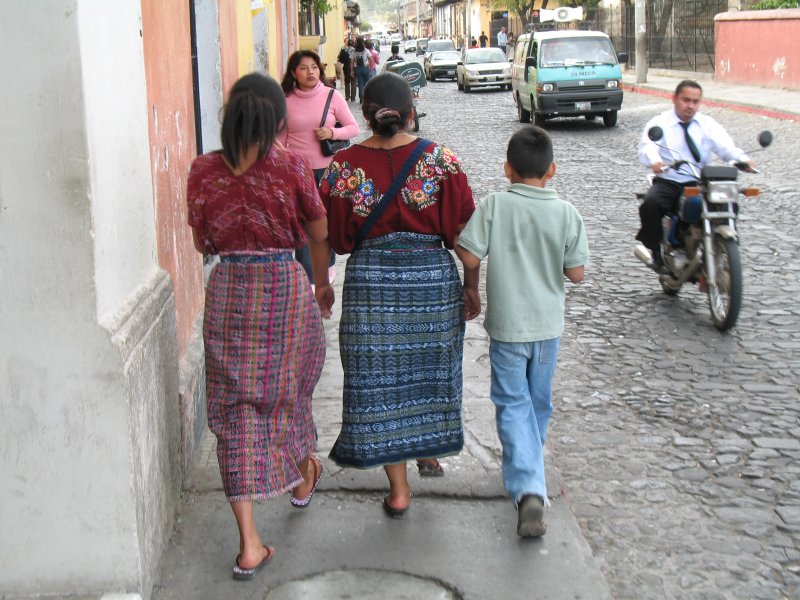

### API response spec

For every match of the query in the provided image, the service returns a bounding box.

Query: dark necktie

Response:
[679,121,702,163]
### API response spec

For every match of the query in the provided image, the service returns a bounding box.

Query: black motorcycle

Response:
[635,127,773,331]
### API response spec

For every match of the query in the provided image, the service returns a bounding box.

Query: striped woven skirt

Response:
[329,232,465,468]
[204,251,326,501]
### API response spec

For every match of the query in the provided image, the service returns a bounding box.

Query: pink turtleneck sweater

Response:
[282,82,360,170]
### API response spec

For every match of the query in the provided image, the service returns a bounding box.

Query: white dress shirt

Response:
[638,109,749,184]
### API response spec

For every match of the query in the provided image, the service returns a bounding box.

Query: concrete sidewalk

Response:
[153,263,612,600]
[622,68,800,121]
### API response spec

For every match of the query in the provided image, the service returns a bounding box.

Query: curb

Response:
[622,82,800,122]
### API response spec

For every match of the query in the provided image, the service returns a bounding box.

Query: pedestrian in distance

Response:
[338,38,357,101]
[456,126,589,537]
[383,44,405,72]
[365,38,380,78]
[479,30,488,47]
[186,72,334,580]
[497,26,508,54]
[352,37,372,104]
[636,80,755,272]
[318,72,481,518]
[280,50,360,285]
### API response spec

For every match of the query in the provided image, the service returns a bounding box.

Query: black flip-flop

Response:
[417,459,444,477]
[382,495,410,519]
[232,545,275,581]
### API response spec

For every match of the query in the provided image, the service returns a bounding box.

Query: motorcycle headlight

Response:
[607,80,619,88]
[707,182,738,204]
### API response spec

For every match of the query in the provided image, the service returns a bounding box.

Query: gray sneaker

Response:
[517,495,546,538]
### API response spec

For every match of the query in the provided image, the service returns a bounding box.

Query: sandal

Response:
[232,545,275,581]
[382,493,412,519]
[416,458,444,477]
[290,455,323,508]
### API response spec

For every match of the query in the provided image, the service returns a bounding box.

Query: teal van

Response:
[511,30,628,127]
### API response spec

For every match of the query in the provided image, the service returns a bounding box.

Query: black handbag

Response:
[320,89,350,157]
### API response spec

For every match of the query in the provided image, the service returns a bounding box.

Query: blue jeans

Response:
[354,66,371,102]
[489,337,560,504]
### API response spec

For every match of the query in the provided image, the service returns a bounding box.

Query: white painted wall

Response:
[79,1,158,322]
[0,2,180,596]
[195,0,223,153]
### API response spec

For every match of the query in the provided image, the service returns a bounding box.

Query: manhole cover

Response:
[265,569,460,599]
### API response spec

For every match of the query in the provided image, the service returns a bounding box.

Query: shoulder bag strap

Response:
[320,89,335,128]
[354,138,431,249]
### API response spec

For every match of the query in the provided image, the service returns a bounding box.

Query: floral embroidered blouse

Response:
[318,140,475,254]
[187,147,326,254]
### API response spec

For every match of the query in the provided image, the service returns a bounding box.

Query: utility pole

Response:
[635,0,647,83]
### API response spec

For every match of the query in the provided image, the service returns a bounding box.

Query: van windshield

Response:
[539,37,618,67]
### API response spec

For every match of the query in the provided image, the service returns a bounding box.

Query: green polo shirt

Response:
[458,183,589,342]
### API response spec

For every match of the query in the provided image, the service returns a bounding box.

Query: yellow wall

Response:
[237,0,255,74]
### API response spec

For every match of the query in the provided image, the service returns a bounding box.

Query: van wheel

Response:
[603,110,618,127]
[517,95,531,123]
[534,112,546,127]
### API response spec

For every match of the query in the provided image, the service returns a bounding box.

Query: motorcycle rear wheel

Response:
[706,236,742,331]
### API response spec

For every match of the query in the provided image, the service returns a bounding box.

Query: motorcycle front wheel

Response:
[706,235,742,331]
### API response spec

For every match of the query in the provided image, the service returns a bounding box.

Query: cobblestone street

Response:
[407,67,800,599]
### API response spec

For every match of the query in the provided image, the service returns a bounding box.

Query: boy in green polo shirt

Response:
[456,126,589,537]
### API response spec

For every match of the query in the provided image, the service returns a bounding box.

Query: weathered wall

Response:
[716,9,800,90]
[0,1,181,597]
[141,0,204,358]
[218,0,241,96]
[140,0,208,487]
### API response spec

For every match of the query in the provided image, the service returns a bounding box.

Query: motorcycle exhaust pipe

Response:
[634,244,653,266]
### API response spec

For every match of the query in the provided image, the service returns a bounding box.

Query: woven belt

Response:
[220,252,293,263]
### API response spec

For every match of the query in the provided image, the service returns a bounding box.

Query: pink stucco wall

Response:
[716,9,800,90]
[141,1,204,358]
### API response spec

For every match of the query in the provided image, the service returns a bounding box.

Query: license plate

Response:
[486,76,496,82]
[576,101,591,111]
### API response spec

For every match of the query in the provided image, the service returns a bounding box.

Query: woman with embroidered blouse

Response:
[318,72,481,518]
[186,73,333,581]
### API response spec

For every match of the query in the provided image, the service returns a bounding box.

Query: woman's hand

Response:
[314,127,334,141]
[315,283,335,319]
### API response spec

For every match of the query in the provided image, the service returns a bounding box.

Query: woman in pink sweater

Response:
[280,50,360,282]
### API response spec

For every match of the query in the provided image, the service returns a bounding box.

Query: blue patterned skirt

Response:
[329,232,465,468]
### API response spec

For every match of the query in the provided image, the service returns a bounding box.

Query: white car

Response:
[424,50,461,81]
[404,38,417,54]
[457,48,512,92]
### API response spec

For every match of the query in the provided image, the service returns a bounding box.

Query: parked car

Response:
[456,48,512,92]
[424,38,456,61]
[404,38,417,54]
[424,50,461,81]
[415,38,429,56]
[511,30,627,127]
[390,33,403,45]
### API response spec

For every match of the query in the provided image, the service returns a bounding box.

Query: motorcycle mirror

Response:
[757,130,773,148]
[647,126,664,142]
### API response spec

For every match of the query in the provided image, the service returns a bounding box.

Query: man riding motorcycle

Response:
[636,80,756,272]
